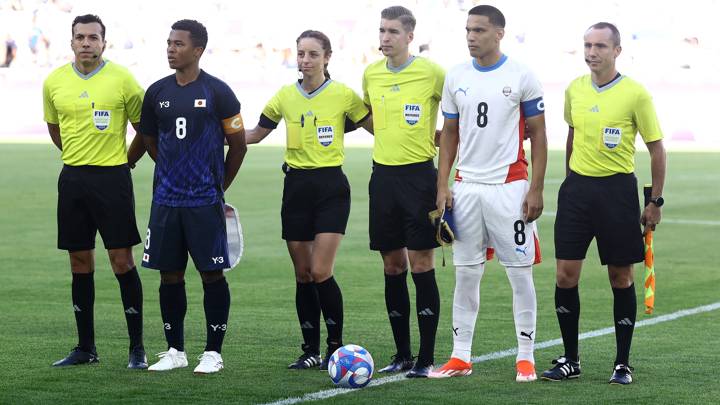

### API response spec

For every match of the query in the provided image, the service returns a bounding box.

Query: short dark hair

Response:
[296,30,333,79]
[468,5,505,28]
[171,19,208,49]
[72,14,105,40]
[588,22,621,47]
[381,6,416,32]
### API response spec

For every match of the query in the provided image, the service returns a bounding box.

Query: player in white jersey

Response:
[429,5,547,382]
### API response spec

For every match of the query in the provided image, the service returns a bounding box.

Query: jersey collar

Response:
[386,55,416,73]
[592,73,624,93]
[295,79,332,99]
[72,60,107,80]
[472,54,507,72]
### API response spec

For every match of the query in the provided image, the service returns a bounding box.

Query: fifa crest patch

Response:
[404,104,421,125]
[93,110,111,130]
[317,125,334,147]
[603,127,622,149]
[194,99,206,108]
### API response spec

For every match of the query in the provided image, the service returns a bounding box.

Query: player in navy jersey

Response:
[139,19,247,374]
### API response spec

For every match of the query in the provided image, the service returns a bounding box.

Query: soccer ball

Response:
[327,344,374,388]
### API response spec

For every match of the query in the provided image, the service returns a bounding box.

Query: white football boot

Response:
[148,347,188,371]
[194,351,224,374]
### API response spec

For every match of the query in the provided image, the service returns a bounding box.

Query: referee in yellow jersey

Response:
[245,30,371,371]
[541,22,666,385]
[363,6,445,378]
[43,15,147,369]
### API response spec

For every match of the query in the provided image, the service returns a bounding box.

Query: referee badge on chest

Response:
[602,127,622,149]
[404,104,421,125]
[317,125,334,147]
[93,109,111,131]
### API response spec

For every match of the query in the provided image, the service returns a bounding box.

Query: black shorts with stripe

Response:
[281,164,351,241]
[554,171,644,266]
[57,164,141,251]
[369,160,439,252]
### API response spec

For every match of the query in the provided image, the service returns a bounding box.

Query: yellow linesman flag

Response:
[643,184,656,315]
[644,230,655,314]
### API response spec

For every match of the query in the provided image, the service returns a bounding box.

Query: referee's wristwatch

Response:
[649,196,664,207]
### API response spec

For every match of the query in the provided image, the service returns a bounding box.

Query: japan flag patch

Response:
[194,99,206,108]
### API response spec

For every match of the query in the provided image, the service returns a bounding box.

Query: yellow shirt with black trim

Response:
[565,74,663,177]
[362,56,444,166]
[262,80,368,169]
[43,60,144,166]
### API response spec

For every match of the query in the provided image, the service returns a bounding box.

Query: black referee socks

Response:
[613,283,636,365]
[159,281,187,352]
[203,277,231,353]
[115,267,143,349]
[555,285,580,362]
[412,269,440,366]
[296,282,321,354]
[316,276,344,348]
[385,271,412,359]
[71,272,95,352]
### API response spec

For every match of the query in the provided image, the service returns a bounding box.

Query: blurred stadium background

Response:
[1,0,719,150]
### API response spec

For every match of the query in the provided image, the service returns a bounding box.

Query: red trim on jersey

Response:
[504,111,529,183]
[454,169,463,182]
[533,232,542,265]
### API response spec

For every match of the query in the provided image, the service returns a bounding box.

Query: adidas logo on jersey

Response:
[124,307,139,315]
[388,310,402,318]
[79,91,89,98]
[589,105,600,112]
[390,84,400,92]
[300,321,314,329]
[556,306,571,314]
[325,318,337,326]
[73,304,82,312]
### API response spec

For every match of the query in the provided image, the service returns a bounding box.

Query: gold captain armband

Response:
[222,113,245,134]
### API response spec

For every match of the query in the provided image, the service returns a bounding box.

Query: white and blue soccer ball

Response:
[327,344,374,388]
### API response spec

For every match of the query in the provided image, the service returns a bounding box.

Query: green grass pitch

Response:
[0,144,718,404]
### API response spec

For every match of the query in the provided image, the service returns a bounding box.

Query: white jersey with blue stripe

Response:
[441,55,544,184]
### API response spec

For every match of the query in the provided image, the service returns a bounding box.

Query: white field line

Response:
[260,301,720,405]
[541,211,720,226]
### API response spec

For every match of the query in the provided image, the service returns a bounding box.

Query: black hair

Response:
[468,5,506,28]
[296,30,332,79]
[588,22,621,47]
[171,19,208,49]
[380,6,416,32]
[72,14,105,39]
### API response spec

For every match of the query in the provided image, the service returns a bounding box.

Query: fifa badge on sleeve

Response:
[224,203,244,271]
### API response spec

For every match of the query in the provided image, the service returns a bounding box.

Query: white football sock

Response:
[506,266,537,363]
[450,263,485,363]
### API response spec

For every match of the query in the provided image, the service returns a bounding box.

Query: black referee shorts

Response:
[57,164,141,252]
[554,171,644,266]
[281,164,351,241]
[369,160,439,252]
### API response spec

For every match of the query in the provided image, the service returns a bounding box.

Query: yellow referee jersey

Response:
[43,60,144,166]
[262,80,368,169]
[565,75,663,177]
[362,56,444,166]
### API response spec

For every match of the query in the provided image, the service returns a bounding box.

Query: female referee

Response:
[245,30,372,370]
